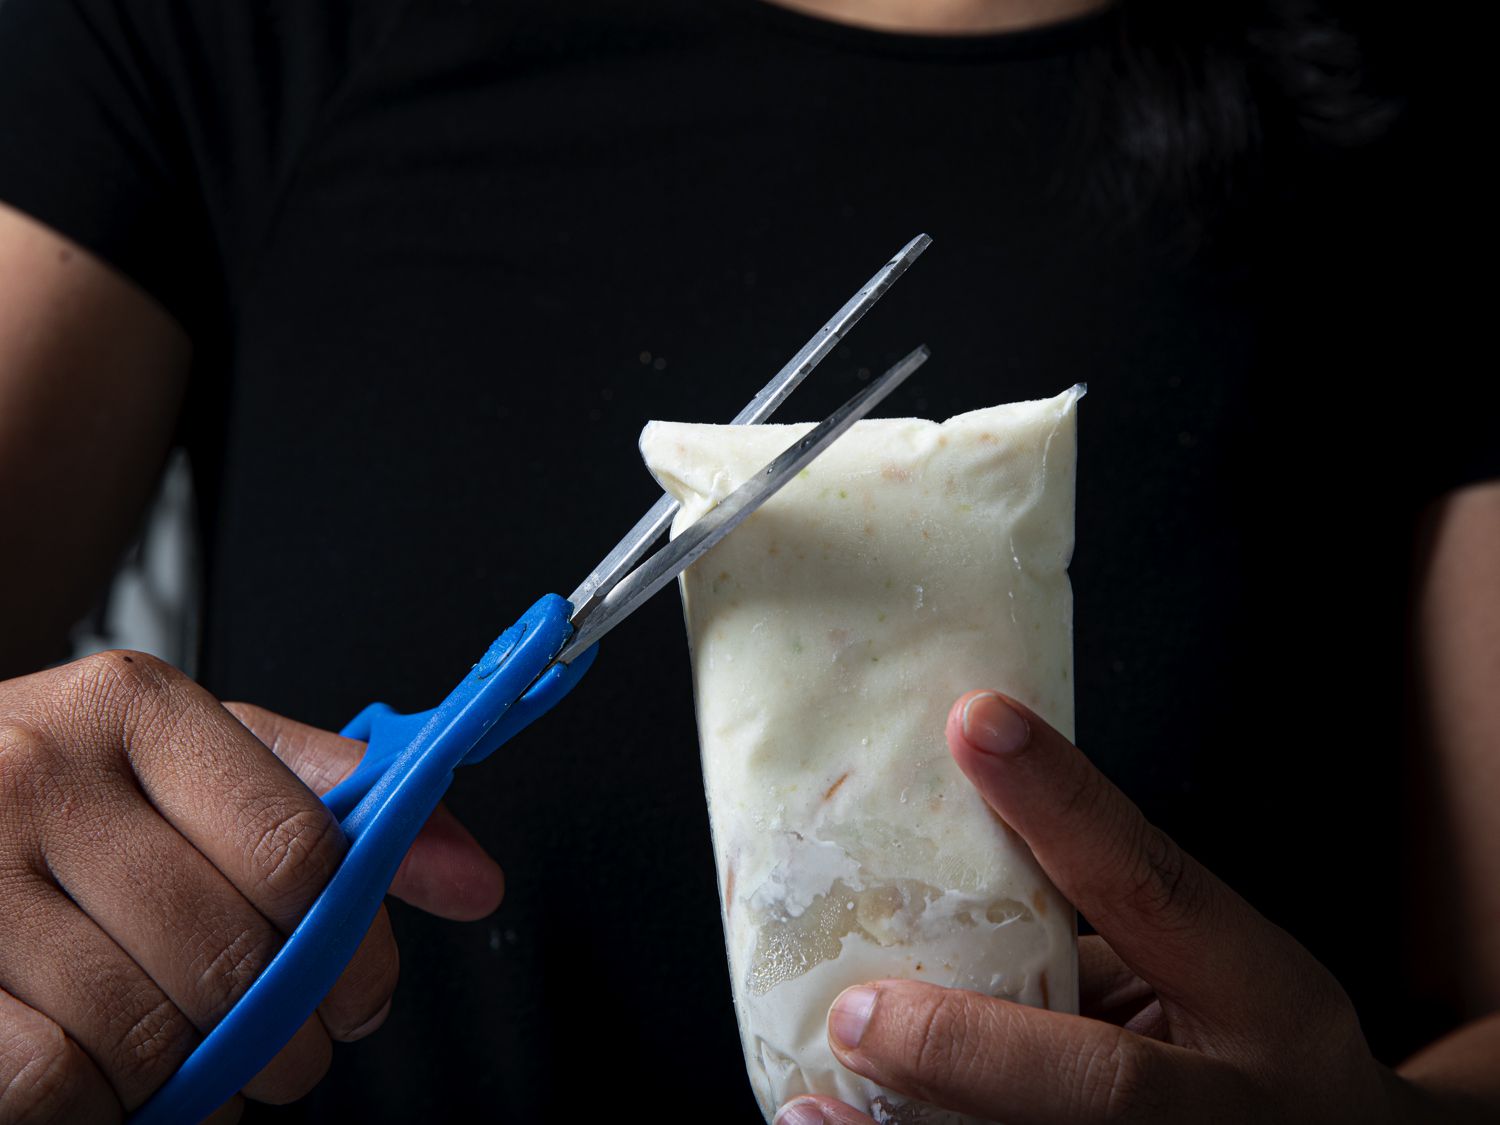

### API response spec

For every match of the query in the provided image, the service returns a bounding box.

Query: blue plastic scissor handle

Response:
[130,594,597,1125]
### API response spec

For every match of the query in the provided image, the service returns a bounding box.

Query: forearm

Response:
[1396,1012,1500,1121]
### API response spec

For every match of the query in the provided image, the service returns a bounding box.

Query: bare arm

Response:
[0,205,512,1119]
[0,200,192,676]
[1397,481,1500,1108]
[1414,480,1500,1006]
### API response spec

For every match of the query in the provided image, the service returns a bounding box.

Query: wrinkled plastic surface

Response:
[641,389,1083,1124]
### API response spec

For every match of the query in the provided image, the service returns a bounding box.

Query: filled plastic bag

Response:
[640,386,1083,1123]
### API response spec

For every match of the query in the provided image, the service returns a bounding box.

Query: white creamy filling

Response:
[642,387,1083,1124]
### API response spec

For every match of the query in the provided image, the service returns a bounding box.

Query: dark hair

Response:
[1083,0,1401,242]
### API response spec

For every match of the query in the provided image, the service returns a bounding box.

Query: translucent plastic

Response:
[641,387,1083,1123]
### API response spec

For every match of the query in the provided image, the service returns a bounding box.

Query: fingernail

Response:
[829,986,877,1049]
[962,692,1030,756]
[774,1101,827,1125]
[347,997,392,1041]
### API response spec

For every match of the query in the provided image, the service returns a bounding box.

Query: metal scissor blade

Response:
[557,345,930,664]
[565,233,931,621]
[723,233,931,427]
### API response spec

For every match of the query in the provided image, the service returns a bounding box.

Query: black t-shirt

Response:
[0,1,1492,1121]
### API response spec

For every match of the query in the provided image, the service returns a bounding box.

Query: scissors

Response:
[130,234,932,1124]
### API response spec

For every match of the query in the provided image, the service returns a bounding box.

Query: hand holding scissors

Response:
[123,236,931,1123]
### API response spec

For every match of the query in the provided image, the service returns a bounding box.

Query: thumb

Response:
[224,701,505,921]
[945,691,1297,1031]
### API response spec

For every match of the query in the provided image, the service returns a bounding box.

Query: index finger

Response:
[946,691,1318,1031]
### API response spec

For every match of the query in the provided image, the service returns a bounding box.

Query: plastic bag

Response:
[640,386,1083,1123]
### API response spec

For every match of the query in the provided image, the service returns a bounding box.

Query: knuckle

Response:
[57,651,184,744]
[1119,823,1204,931]
[194,925,278,1021]
[0,722,50,771]
[1299,957,1357,1021]
[0,1022,95,1124]
[325,921,399,1040]
[1285,961,1363,1060]
[0,722,54,794]
[1081,1031,1161,1124]
[906,989,980,1096]
[324,997,390,1044]
[249,803,342,913]
[51,651,113,704]
[270,1049,332,1105]
[101,649,178,688]
[250,1028,332,1105]
[0,723,70,825]
[111,995,193,1093]
[76,649,177,702]
[1055,759,1111,823]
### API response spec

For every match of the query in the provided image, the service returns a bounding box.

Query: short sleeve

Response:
[0,0,409,337]
[0,0,217,330]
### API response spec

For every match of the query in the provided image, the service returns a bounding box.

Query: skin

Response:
[775,685,1500,1124]
[1412,484,1500,1013]
[0,654,505,1122]
[761,0,1111,34]
[0,202,190,679]
[0,205,505,1120]
[0,1,1495,1111]
[742,6,1494,1118]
